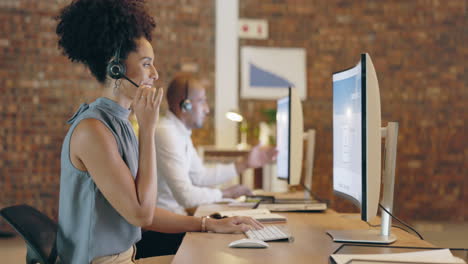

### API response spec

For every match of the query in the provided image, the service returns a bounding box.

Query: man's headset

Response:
[106,43,139,87]
[179,79,192,112]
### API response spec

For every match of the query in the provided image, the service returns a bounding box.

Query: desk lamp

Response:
[225,110,250,150]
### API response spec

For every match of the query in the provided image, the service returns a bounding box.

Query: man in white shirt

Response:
[136,73,277,259]
[156,73,278,215]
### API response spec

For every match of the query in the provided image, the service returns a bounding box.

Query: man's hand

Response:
[247,144,278,168]
[235,144,278,174]
[206,216,263,233]
[221,184,253,198]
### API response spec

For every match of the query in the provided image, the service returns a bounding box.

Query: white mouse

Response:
[228,238,269,248]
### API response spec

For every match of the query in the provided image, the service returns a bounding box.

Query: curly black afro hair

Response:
[56,0,156,84]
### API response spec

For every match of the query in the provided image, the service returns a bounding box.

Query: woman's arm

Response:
[144,207,263,234]
[70,87,163,227]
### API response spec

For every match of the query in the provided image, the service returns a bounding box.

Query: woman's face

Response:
[119,37,159,99]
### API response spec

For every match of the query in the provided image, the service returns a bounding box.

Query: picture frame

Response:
[240,46,307,100]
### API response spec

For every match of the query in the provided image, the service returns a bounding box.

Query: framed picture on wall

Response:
[240,46,307,100]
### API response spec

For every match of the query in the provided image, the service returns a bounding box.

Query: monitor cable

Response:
[252,199,263,209]
[372,203,424,240]
[366,222,421,239]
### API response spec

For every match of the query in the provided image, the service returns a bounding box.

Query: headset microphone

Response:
[107,43,139,87]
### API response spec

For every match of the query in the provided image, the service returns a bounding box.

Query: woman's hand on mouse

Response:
[206,216,264,234]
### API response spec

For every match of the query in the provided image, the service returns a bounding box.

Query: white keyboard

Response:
[258,203,327,212]
[245,225,293,242]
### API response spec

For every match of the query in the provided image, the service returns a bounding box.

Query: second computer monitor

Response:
[332,53,381,222]
[276,87,303,186]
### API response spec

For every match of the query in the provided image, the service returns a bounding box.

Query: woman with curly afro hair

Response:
[55,0,263,263]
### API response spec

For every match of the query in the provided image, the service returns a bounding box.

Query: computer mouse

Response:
[228,238,269,248]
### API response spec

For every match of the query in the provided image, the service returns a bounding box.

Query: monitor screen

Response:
[333,61,363,207]
[328,54,391,244]
[276,95,290,181]
[276,87,303,186]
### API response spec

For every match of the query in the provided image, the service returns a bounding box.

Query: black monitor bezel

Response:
[331,54,367,220]
[361,53,367,221]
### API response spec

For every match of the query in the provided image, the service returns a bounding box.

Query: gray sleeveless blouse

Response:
[57,97,141,264]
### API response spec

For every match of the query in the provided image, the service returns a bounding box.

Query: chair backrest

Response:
[0,204,58,264]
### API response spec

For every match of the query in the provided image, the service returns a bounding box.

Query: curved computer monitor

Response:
[332,53,381,222]
[276,87,303,186]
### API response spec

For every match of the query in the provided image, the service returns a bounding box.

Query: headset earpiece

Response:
[107,60,126,79]
[180,99,192,112]
[180,79,192,112]
[106,42,138,87]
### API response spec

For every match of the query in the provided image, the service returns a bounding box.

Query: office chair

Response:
[0,230,16,237]
[0,204,58,264]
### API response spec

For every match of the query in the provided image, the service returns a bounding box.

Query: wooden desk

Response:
[172,204,435,264]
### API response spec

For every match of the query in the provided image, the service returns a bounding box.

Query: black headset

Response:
[179,79,192,112]
[106,42,139,87]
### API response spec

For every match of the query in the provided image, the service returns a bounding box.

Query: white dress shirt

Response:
[155,111,238,215]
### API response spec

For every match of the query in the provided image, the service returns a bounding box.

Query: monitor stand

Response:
[326,229,396,244]
[327,122,399,244]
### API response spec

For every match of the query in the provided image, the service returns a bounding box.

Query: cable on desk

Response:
[366,222,421,238]
[251,199,262,209]
[378,203,424,240]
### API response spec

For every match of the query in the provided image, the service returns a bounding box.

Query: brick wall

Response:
[0,0,465,233]
[239,0,466,222]
[0,0,215,230]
